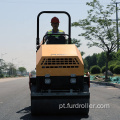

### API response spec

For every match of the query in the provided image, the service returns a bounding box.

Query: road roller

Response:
[29,11,90,115]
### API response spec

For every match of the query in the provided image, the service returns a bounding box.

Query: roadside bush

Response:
[108,60,120,68]
[113,65,120,74]
[90,65,101,74]
[0,74,4,78]
[115,61,120,65]
[109,64,116,73]
[84,69,89,73]
[101,66,106,73]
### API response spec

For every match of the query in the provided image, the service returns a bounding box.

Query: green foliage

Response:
[97,52,106,67]
[0,59,27,77]
[108,60,118,66]
[72,0,120,80]
[71,38,85,56]
[113,65,120,74]
[84,56,91,70]
[101,66,106,73]
[18,67,26,74]
[0,74,4,78]
[83,59,88,70]
[72,0,118,52]
[109,52,116,61]
[109,64,116,73]
[0,59,6,72]
[84,53,98,70]
[115,61,120,65]
[81,51,85,56]
[84,69,89,73]
[84,51,120,73]
[31,70,36,75]
[71,38,81,48]
[108,60,120,67]
[7,63,16,76]
[115,50,120,60]
[90,65,101,74]
[91,53,98,66]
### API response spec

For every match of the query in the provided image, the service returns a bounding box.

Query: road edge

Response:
[90,81,120,89]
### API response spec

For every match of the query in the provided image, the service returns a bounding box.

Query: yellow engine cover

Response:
[36,44,84,76]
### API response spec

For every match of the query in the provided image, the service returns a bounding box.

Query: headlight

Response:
[70,74,76,84]
[45,74,50,77]
[70,78,76,84]
[71,74,76,77]
[45,78,51,84]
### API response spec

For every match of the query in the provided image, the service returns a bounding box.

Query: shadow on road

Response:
[17,106,31,114]
[17,106,89,120]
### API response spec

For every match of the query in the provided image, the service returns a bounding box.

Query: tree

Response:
[109,64,116,73]
[97,52,106,67]
[31,70,36,75]
[101,66,106,73]
[83,59,88,72]
[7,63,16,76]
[113,65,120,74]
[0,59,8,77]
[71,38,85,56]
[90,65,101,74]
[18,67,26,75]
[71,38,81,48]
[84,54,97,70]
[115,49,120,60]
[72,0,120,81]
[0,59,4,75]
[90,53,97,66]
[84,56,91,70]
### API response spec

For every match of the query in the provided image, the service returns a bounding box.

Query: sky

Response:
[0,0,119,72]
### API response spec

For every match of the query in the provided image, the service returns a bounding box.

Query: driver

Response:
[39,17,65,47]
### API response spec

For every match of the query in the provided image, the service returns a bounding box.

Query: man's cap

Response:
[51,17,60,23]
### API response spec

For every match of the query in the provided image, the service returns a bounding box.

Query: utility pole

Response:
[113,2,120,51]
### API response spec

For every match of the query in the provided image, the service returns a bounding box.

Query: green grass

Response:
[112,74,120,77]
[90,73,104,76]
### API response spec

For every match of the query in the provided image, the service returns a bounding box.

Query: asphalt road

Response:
[0,77,120,120]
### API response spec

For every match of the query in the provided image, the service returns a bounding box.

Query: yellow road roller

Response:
[29,11,90,115]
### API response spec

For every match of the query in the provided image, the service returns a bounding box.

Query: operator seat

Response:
[46,36,66,44]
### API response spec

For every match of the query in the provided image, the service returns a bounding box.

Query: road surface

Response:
[0,77,120,120]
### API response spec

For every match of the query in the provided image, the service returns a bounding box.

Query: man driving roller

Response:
[39,17,65,47]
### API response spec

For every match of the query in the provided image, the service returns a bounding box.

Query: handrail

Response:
[36,11,71,48]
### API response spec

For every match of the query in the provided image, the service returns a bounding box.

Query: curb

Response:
[90,81,120,89]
